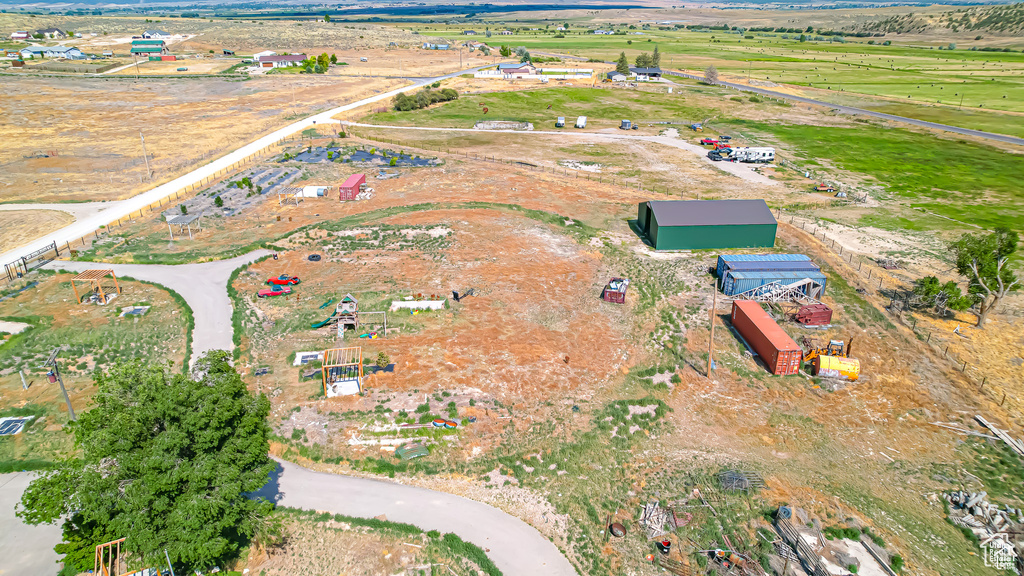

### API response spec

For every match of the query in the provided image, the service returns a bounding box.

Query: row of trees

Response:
[912,228,1019,327]
[393,87,459,112]
[614,46,663,74]
[302,52,337,74]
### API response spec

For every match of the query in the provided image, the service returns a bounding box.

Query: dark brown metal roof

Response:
[647,200,775,227]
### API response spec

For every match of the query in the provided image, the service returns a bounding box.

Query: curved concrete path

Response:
[47,250,271,361]
[0,64,493,268]
[0,472,62,576]
[343,121,777,186]
[258,458,578,575]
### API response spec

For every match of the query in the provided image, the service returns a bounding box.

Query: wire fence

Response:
[780,211,1018,414]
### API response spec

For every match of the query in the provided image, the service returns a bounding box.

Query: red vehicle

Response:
[266,275,300,286]
[258,285,292,298]
[714,142,732,151]
[700,137,719,145]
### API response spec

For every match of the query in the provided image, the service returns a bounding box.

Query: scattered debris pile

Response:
[876,258,900,270]
[639,501,677,539]
[947,490,1023,568]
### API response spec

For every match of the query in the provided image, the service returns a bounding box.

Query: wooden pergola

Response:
[322,346,363,397]
[71,269,120,305]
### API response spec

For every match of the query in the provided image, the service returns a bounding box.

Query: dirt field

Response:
[0,211,73,254]
[108,58,236,75]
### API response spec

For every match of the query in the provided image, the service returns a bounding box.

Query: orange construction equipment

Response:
[815,182,835,193]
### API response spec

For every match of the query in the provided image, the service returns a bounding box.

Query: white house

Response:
[257,54,306,68]
[10,31,31,40]
[36,28,66,39]
[142,30,170,39]
[20,46,86,59]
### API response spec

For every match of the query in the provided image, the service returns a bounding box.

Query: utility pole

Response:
[132,53,140,80]
[959,92,965,110]
[707,281,718,378]
[747,60,751,83]
[139,131,151,180]
[42,347,75,421]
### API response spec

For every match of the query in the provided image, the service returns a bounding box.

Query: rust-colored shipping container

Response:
[795,303,832,326]
[160,55,176,61]
[731,300,802,375]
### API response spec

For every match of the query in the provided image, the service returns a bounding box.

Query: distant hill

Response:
[847,3,1024,36]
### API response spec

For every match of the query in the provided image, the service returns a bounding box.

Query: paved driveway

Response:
[258,458,579,576]
[0,472,62,576]
[48,250,271,361]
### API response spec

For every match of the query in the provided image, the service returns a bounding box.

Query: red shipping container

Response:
[731,300,802,375]
[160,55,176,61]
[339,173,366,201]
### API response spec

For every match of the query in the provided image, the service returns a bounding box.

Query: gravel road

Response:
[0,472,62,576]
[257,458,579,576]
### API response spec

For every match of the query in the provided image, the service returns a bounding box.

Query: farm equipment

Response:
[802,337,851,362]
[802,337,860,380]
[814,182,835,193]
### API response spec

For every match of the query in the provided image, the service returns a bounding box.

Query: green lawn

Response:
[366,86,712,129]
[743,120,1024,231]
[413,25,1024,114]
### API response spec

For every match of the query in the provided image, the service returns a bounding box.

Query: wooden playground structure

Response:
[95,538,139,576]
[71,269,121,305]
[322,346,363,397]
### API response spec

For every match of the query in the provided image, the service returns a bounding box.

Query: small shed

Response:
[223,49,235,56]
[339,174,366,201]
[166,214,202,240]
[602,277,629,304]
[71,269,121,305]
[637,200,777,251]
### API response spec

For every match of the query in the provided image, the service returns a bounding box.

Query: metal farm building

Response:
[637,200,777,251]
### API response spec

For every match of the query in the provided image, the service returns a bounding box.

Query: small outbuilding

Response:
[71,269,121,305]
[339,174,366,201]
[637,199,777,251]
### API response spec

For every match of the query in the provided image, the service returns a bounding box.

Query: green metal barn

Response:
[636,200,777,250]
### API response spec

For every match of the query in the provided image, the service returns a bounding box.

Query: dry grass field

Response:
[0,74,405,203]
[0,211,73,253]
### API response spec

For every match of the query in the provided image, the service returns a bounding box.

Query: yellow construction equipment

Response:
[802,337,853,362]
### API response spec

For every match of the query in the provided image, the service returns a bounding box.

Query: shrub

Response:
[414,402,430,413]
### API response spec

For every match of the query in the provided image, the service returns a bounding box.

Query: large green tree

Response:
[18,352,275,574]
[615,51,629,75]
[949,227,1020,327]
[651,44,661,67]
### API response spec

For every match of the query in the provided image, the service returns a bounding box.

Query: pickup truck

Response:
[700,138,719,145]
